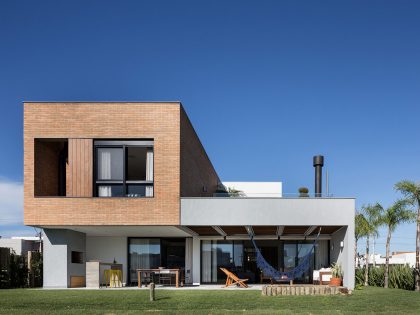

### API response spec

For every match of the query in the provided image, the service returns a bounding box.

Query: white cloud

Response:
[0,180,23,225]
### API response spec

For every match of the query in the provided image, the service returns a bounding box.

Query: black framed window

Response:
[94,140,154,197]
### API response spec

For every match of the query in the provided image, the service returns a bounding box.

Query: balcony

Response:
[180,196,355,226]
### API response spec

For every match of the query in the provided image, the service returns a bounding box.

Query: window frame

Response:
[93,140,154,198]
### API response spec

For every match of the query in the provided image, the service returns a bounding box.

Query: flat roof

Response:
[23,101,182,104]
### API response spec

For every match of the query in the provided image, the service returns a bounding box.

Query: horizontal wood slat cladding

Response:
[68,139,93,197]
[252,226,278,235]
[70,276,86,288]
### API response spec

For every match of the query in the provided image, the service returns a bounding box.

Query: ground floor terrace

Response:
[40,197,355,289]
[1,287,419,314]
[42,223,354,289]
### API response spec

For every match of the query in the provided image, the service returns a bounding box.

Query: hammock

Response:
[250,228,321,281]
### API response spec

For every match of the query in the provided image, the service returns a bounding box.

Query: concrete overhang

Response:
[40,226,191,237]
[181,197,355,226]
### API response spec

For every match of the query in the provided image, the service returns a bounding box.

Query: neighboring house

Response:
[23,102,355,289]
[358,252,416,268]
[0,236,42,257]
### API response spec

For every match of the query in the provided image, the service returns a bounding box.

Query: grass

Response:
[0,286,419,314]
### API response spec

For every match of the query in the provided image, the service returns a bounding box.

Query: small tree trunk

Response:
[415,206,420,292]
[384,228,391,289]
[354,238,358,268]
[364,235,369,286]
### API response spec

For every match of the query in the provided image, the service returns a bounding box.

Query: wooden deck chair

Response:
[220,268,249,288]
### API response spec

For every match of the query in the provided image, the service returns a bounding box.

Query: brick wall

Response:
[24,103,181,226]
[180,106,220,197]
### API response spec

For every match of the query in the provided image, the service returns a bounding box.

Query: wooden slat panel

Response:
[70,276,85,288]
[186,226,220,236]
[310,226,342,235]
[68,139,93,197]
[221,226,248,235]
[283,226,310,235]
[252,226,278,235]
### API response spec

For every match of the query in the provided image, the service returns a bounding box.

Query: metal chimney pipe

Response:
[313,155,324,197]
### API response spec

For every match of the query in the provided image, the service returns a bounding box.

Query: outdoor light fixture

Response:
[340,241,344,249]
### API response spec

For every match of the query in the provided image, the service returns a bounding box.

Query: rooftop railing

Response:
[212,192,335,198]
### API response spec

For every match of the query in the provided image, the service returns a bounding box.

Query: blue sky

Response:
[0,0,419,254]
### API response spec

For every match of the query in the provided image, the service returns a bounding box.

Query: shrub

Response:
[9,253,28,288]
[355,265,415,291]
[30,252,43,287]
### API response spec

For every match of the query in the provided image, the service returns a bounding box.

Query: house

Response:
[359,252,416,268]
[23,102,355,289]
[0,236,42,257]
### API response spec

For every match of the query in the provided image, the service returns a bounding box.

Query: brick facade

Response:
[180,107,220,197]
[24,102,220,227]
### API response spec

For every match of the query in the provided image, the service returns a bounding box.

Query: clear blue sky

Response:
[0,0,419,255]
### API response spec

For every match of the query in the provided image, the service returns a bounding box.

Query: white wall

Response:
[181,198,355,226]
[43,229,86,288]
[86,236,128,284]
[0,239,23,255]
[330,226,355,289]
[222,182,282,197]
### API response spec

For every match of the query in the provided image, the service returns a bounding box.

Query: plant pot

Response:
[329,277,342,286]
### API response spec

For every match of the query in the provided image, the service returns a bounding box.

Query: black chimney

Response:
[313,155,324,197]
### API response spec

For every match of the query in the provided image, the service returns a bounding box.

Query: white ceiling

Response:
[42,225,191,237]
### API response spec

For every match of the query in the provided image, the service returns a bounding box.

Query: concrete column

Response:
[43,229,86,288]
[330,226,355,289]
[192,237,201,285]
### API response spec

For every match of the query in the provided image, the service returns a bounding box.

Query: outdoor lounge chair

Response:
[220,268,249,288]
[313,268,332,285]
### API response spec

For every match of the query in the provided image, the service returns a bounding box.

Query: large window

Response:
[201,240,244,283]
[201,240,316,284]
[128,238,185,284]
[94,140,153,197]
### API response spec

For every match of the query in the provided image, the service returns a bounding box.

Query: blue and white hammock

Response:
[250,228,321,281]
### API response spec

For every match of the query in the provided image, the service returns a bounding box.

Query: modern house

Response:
[23,102,355,289]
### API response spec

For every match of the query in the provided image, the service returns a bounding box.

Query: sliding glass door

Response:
[201,240,317,284]
[201,240,244,283]
[128,238,185,284]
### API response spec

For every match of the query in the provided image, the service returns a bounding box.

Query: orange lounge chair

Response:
[220,268,249,288]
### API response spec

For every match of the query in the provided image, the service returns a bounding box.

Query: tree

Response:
[355,212,369,267]
[378,200,415,288]
[395,180,420,291]
[360,203,383,286]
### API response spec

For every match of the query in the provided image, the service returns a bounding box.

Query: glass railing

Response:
[212,192,334,198]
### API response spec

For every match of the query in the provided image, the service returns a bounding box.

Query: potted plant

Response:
[227,187,245,197]
[298,187,309,197]
[330,262,343,286]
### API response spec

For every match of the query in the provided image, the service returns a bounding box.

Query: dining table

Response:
[137,268,180,288]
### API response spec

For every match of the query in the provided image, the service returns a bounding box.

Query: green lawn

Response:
[0,287,419,314]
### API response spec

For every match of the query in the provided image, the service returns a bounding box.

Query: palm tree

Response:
[395,180,420,291]
[355,212,369,267]
[378,200,415,288]
[361,203,383,286]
